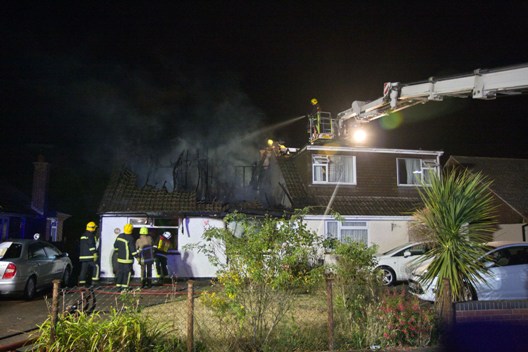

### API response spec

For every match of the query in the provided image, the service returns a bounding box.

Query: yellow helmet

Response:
[124,223,133,235]
[311,98,318,106]
[139,227,148,235]
[86,221,97,231]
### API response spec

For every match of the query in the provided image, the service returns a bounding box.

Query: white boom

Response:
[337,63,528,124]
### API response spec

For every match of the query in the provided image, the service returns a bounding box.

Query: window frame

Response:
[325,219,368,244]
[312,154,356,185]
[397,158,438,186]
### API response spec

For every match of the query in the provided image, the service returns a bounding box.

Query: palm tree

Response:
[413,169,497,306]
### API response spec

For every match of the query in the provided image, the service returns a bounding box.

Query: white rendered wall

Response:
[99,215,225,280]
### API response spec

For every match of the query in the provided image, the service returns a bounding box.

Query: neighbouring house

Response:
[445,155,528,242]
[96,141,445,279]
[0,156,70,243]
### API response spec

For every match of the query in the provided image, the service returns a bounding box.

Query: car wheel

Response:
[62,267,71,288]
[381,267,396,286]
[24,276,36,300]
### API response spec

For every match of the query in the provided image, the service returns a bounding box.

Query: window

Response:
[397,158,438,186]
[44,244,61,259]
[313,154,356,184]
[29,243,48,260]
[326,220,368,244]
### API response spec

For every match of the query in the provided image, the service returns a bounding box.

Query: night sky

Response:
[2,2,528,219]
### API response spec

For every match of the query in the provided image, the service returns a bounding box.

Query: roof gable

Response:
[446,156,528,219]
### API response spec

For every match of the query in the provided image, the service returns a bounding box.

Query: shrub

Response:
[330,240,437,349]
[34,306,184,351]
[188,210,322,351]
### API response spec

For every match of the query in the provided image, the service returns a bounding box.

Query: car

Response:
[408,241,528,302]
[375,242,432,286]
[0,238,72,299]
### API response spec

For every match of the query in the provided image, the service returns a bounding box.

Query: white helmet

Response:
[162,231,172,240]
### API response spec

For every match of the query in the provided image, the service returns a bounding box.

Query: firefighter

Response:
[136,227,154,288]
[78,221,100,287]
[154,231,172,285]
[113,223,138,291]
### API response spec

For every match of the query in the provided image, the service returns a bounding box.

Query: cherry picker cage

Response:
[308,110,339,144]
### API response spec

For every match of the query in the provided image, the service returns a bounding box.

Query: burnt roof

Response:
[446,156,528,219]
[98,167,228,216]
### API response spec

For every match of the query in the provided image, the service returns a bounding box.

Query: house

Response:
[267,141,444,253]
[444,155,528,242]
[0,156,70,243]
[96,141,444,279]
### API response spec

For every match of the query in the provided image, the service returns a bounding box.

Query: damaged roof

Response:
[98,167,227,215]
[446,155,528,220]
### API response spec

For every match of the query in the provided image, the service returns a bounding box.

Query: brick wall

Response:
[456,300,528,323]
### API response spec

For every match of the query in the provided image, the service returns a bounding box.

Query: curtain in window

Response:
[326,221,338,239]
[329,156,354,183]
[314,165,326,182]
[341,229,368,244]
[405,159,421,184]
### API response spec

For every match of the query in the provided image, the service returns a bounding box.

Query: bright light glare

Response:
[352,128,367,143]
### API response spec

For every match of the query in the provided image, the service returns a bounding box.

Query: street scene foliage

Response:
[35,211,438,351]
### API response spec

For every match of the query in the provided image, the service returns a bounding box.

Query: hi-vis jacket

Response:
[136,235,154,264]
[113,233,138,264]
[79,230,97,262]
[154,236,172,257]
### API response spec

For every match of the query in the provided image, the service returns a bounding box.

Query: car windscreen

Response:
[382,243,412,256]
[0,242,23,259]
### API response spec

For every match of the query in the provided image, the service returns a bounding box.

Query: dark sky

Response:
[2,1,528,200]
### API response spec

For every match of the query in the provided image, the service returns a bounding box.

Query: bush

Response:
[189,210,322,351]
[34,306,185,351]
[330,240,437,349]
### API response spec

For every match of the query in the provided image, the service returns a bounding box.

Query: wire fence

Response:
[41,277,435,352]
[43,277,336,352]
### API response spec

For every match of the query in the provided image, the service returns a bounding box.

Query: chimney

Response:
[31,155,50,215]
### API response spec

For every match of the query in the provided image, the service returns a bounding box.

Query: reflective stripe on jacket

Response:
[79,230,97,261]
[113,233,138,264]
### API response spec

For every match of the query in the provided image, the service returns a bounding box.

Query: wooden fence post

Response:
[187,280,194,352]
[50,279,61,345]
[326,274,334,352]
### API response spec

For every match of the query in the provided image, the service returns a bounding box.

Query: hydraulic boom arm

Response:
[337,63,528,124]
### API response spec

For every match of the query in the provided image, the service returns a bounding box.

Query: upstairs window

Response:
[312,154,356,184]
[397,158,438,186]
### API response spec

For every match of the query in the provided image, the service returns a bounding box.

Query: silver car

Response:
[0,239,72,299]
[409,241,528,302]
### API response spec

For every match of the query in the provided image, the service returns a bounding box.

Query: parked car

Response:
[375,242,432,286]
[0,239,72,299]
[408,241,528,302]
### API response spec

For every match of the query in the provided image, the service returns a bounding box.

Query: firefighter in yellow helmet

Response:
[113,223,138,291]
[78,221,100,287]
[135,227,154,288]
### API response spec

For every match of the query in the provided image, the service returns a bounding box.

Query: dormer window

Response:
[397,158,438,186]
[312,154,356,184]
